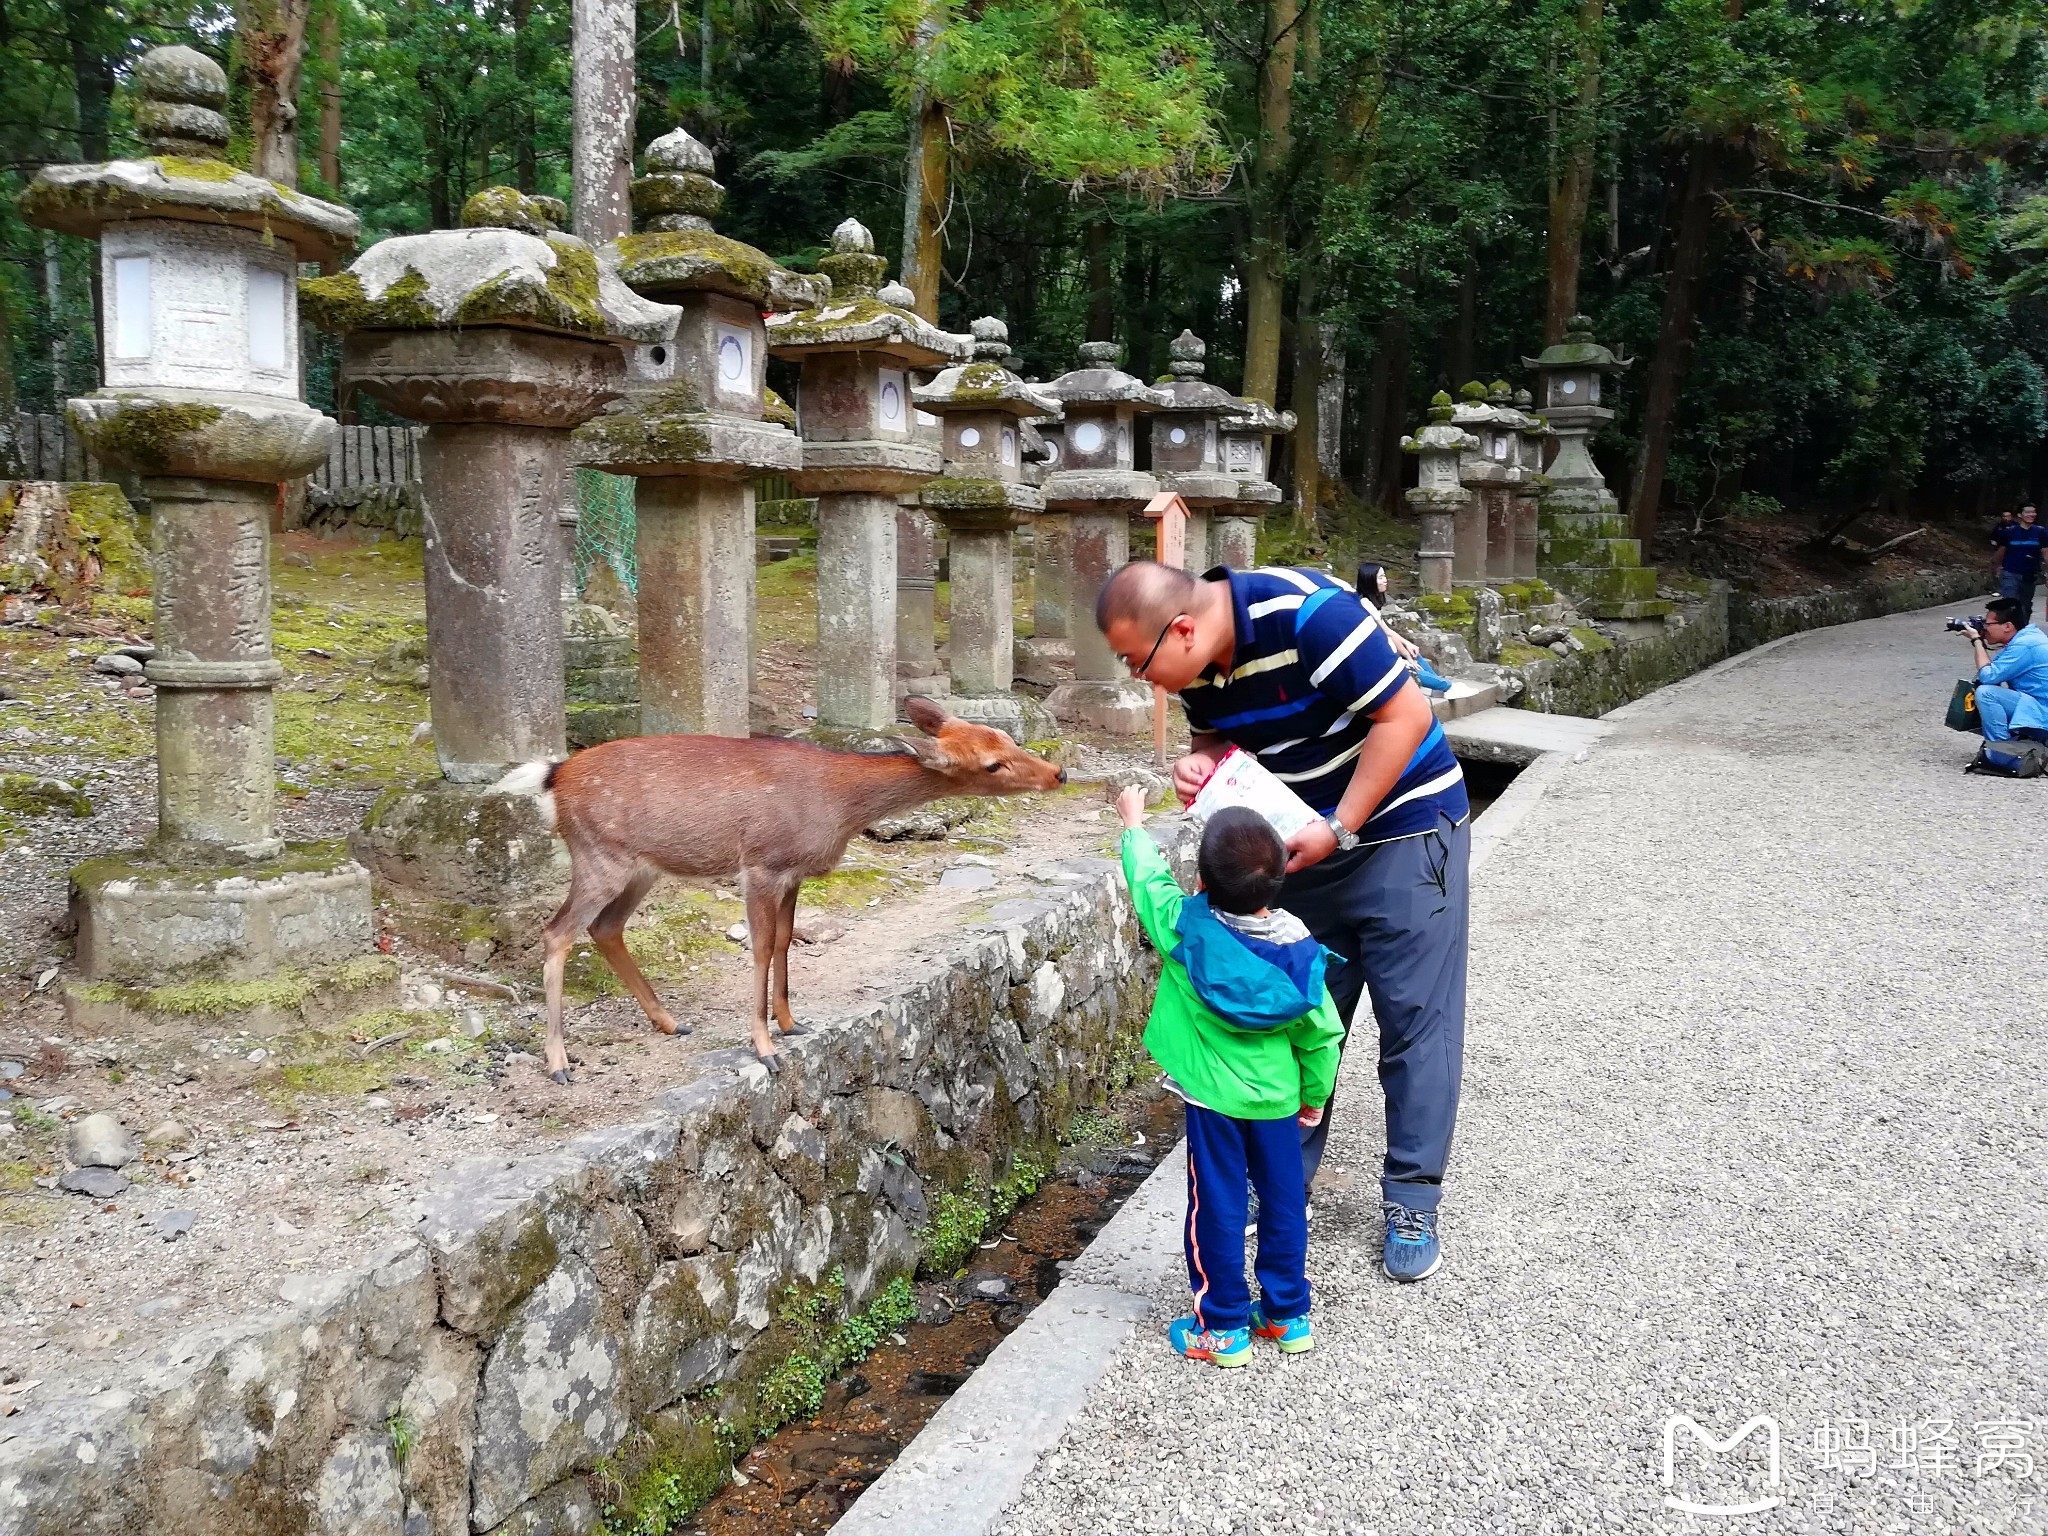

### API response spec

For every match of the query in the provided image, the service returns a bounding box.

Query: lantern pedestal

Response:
[896,505,947,699]
[1043,501,1152,733]
[1211,511,1262,572]
[921,485,1054,743]
[816,485,909,730]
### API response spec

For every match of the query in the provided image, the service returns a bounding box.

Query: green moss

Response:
[73,398,222,475]
[72,840,363,892]
[765,296,912,348]
[0,1159,38,1194]
[1416,591,1476,624]
[449,233,608,334]
[761,387,796,430]
[574,382,713,466]
[946,363,1016,402]
[68,954,396,1020]
[615,229,777,302]
[1457,380,1488,401]
[1569,624,1615,654]
[597,1417,731,1536]
[0,773,91,819]
[460,185,558,233]
[751,1270,920,1435]
[300,268,440,333]
[920,476,1012,509]
[816,249,887,298]
[65,483,147,596]
[278,1054,390,1097]
[629,172,724,220]
[149,154,241,183]
[1498,641,1552,667]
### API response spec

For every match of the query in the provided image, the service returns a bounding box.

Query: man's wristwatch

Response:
[1324,812,1359,852]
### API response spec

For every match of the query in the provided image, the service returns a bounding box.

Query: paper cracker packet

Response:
[1183,748,1322,841]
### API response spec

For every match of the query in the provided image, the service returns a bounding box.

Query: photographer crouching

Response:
[1959,597,2048,742]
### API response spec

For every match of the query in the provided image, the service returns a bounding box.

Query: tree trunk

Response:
[0,283,19,480]
[510,0,536,192]
[572,0,634,243]
[1375,315,1410,512]
[1085,214,1115,343]
[1627,138,1721,544]
[239,0,311,187]
[1290,257,1322,523]
[1448,242,1476,386]
[1240,0,1299,406]
[898,94,947,319]
[66,0,113,372]
[316,0,342,201]
[700,0,712,95]
[1543,0,1603,342]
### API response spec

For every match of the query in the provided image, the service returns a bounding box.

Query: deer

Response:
[493,697,1067,1084]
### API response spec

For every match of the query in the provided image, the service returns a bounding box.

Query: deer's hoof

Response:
[550,1068,573,1086]
[753,1050,782,1076]
[779,1022,810,1038]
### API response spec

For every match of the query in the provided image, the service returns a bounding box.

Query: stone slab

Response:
[1429,677,1501,720]
[69,846,375,984]
[931,693,1057,744]
[1044,678,1151,734]
[1441,704,1612,765]
[350,780,568,910]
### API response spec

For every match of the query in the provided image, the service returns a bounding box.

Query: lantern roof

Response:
[19,45,357,266]
[1522,314,1632,373]
[913,318,1062,418]
[1046,341,1173,411]
[765,217,969,366]
[1153,331,1254,415]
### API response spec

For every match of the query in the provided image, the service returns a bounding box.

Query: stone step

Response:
[1562,565,1661,603]
[1539,508,1631,540]
[757,535,803,564]
[1539,531,1641,569]
[566,701,640,747]
[1429,677,1500,721]
[1578,596,1676,621]
[565,666,639,705]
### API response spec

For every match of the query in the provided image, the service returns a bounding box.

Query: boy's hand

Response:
[1297,1104,1323,1127]
[1114,784,1148,828]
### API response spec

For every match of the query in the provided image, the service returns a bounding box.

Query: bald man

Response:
[1097,559,1468,1283]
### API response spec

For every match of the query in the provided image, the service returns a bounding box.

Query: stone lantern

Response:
[1149,330,1267,573]
[20,46,377,993]
[304,188,666,916]
[1040,342,1172,731]
[768,220,970,732]
[1510,387,1551,581]
[1211,396,1293,571]
[1402,393,1478,595]
[572,127,819,738]
[1522,314,1670,627]
[912,318,1062,740]
[1451,381,1520,585]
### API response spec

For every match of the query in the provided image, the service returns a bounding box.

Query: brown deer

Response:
[494,698,1066,1083]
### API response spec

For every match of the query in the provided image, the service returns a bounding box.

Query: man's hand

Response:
[1171,748,1222,804]
[1283,818,1337,874]
[1297,1104,1323,1128]
[1113,784,1148,828]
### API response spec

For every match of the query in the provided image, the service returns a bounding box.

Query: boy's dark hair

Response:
[1198,807,1287,915]
[1988,596,2025,625]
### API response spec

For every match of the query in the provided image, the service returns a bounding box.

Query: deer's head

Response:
[899,697,1067,794]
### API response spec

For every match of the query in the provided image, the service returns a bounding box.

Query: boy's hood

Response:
[1171,894,1334,1030]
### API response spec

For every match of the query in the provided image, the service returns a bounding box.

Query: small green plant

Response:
[1061,1108,1119,1149]
[10,1102,55,1136]
[916,1190,991,1277]
[386,1410,417,1465]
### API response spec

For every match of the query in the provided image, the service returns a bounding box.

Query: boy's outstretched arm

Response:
[1114,786,1184,952]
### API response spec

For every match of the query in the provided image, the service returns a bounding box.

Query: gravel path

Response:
[995,603,2048,1536]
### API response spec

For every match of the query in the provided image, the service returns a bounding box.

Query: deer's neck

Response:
[830,752,951,839]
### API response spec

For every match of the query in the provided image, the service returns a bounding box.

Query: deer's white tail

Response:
[492,759,560,830]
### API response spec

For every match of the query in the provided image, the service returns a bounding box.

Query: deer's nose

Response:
[1055,767,1068,785]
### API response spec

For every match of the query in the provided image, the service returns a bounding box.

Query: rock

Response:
[111,642,154,662]
[142,1119,190,1148]
[1528,624,1568,646]
[1549,640,1570,657]
[151,1209,197,1241]
[939,865,997,891]
[0,1061,21,1079]
[1471,588,1504,663]
[866,811,948,841]
[975,1278,1008,1298]
[57,1166,128,1198]
[1102,766,1169,801]
[462,937,495,968]
[311,1429,404,1536]
[791,920,846,946]
[91,653,143,676]
[134,1293,189,1317]
[725,922,749,944]
[66,1112,138,1169]
[285,550,315,569]
[951,853,998,869]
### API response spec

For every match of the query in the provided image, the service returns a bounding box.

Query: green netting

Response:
[574,468,637,594]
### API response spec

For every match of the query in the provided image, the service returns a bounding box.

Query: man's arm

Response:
[1283,680,1434,872]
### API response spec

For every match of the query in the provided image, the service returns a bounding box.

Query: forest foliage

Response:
[6,0,2048,546]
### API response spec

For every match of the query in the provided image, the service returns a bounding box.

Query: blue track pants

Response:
[1183,1102,1310,1333]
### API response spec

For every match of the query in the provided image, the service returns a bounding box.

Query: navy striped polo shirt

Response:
[1179,566,1468,844]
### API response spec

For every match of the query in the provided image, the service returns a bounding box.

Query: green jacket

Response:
[1119,828,1345,1120]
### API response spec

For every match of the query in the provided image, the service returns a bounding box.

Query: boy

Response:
[1116,786,1345,1367]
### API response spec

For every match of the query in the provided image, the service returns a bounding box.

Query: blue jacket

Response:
[1979,623,2048,734]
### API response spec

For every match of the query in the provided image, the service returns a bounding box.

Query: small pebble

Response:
[56,1167,127,1199]
[142,1120,191,1148]
[90,654,142,677]
[150,1210,196,1241]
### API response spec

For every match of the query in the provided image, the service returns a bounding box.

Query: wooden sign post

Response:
[1142,490,1191,770]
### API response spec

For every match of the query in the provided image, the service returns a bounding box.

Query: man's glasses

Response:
[1129,614,1183,678]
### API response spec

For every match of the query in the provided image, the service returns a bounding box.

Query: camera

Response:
[1946,615,1987,636]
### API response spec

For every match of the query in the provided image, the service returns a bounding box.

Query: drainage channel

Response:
[683,1086,1188,1536]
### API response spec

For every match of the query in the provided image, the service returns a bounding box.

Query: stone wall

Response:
[0,858,1155,1536]
[1727,566,1989,653]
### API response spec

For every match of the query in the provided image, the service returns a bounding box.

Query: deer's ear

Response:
[902,696,952,737]
[900,732,954,770]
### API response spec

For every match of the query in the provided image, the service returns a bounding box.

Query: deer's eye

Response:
[984,762,1002,773]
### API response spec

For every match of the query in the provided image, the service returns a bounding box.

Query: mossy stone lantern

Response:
[767,218,972,733]
[912,318,1063,740]
[1149,331,1264,573]
[574,127,820,739]
[1450,380,1520,584]
[1210,396,1293,572]
[303,188,663,915]
[1511,387,1551,581]
[1040,342,1173,733]
[1402,392,1479,596]
[1521,315,1671,625]
[20,46,380,993]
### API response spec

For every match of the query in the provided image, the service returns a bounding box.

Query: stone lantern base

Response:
[928,693,1058,745]
[65,843,388,1031]
[1045,677,1153,734]
[350,781,569,951]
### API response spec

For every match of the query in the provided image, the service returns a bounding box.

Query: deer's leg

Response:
[540,856,634,1086]
[587,867,687,1037]
[742,871,786,1066]
[771,881,804,1036]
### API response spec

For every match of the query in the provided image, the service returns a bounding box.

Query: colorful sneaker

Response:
[1167,1315,1252,1367]
[1249,1305,1314,1354]
[1381,1201,1442,1283]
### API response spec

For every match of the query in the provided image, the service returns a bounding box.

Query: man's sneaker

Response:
[1167,1315,1252,1367]
[1249,1305,1314,1354]
[1381,1201,1442,1282]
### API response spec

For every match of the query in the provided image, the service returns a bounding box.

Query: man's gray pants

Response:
[1279,811,1469,1213]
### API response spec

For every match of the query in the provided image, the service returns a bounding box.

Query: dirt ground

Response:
[0,532,1174,1394]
